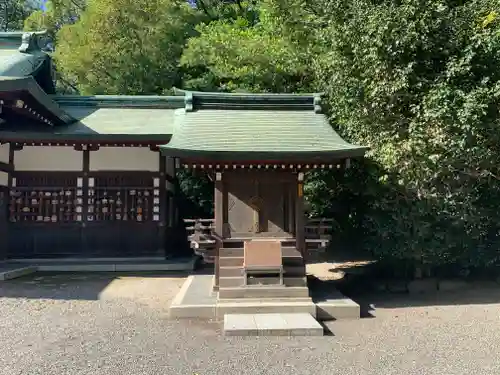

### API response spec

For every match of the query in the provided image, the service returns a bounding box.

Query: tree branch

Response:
[196,0,214,20]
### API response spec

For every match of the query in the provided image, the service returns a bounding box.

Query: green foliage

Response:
[52,0,199,95]
[24,0,86,39]
[176,169,214,218]
[180,0,314,92]
[311,0,500,270]
[0,0,38,31]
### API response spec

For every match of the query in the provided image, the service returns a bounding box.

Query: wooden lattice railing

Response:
[184,217,333,262]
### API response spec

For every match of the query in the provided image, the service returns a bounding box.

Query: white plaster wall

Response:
[0,171,8,186]
[14,146,83,171]
[90,147,159,171]
[0,143,9,164]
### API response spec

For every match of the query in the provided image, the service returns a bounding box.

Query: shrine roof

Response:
[52,95,183,139]
[0,32,50,77]
[0,77,183,141]
[159,91,368,161]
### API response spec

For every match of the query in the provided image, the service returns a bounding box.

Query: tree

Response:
[0,0,39,31]
[311,0,500,272]
[180,0,315,92]
[52,0,200,95]
[24,0,85,39]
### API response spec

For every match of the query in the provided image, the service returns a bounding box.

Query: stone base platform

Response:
[0,257,197,280]
[224,313,324,336]
[169,275,360,321]
[0,264,37,281]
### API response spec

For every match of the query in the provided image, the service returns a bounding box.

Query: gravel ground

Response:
[1,273,499,375]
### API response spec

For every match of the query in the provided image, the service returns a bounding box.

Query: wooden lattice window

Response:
[9,175,81,223]
[87,175,160,223]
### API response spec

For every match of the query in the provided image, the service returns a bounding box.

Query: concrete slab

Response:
[216,300,316,319]
[314,295,360,321]
[33,258,196,272]
[281,313,324,336]
[9,257,165,263]
[311,286,360,320]
[114,259,195,272]
[169,275,217,319]
[38,263,115,272]
[224,313,258,336]
[168,274,358,322]
[253,313,289,335]
[0,265,37,281]
[224,313,323,336]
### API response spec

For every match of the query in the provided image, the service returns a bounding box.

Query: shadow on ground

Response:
[307,246,500,315]
[0,268,213,301]
[310,270,500,316]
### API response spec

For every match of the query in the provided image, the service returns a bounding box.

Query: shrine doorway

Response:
[222,170,296,239]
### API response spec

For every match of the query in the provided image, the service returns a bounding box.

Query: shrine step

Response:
[219,265,306,277]
[223,313,323,336]
[219,276,307,288]
[218,286,310,299]
[217,296,313,303]
[218,301,316,319]
[221,239,296,249]
[219,246,302,258]
[219,255,304,268]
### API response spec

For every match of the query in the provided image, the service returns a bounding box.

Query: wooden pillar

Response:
[214,171,224,236]
[295,172,305,257]
[0,143,10,260]
[0,143,14,259]
[213,171,224,291]
[287,182,295,234]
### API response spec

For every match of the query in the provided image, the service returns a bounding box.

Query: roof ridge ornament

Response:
[19,31,48,53]
[185,92,193,112]
[313,94,322,114]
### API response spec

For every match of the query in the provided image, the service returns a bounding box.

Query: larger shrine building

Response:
[0,32,367,259]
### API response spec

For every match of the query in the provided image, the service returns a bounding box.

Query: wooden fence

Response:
[184,217,334,262]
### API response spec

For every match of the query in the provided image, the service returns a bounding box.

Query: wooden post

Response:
[214,172,223,236]
[295,172,305,258]
[0,143,15,259]
[288,183,295,234]
[213,171,223,291]
[0,158,8,259]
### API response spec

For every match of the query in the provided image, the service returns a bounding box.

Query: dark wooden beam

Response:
[0,161,11,172]
[295,173,306,259]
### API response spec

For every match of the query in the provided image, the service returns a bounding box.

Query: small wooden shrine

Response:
[160,91,368,296]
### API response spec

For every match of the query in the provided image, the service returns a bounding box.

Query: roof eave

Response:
[0,129,172,143]
[0,76,74,125]
[158,147,369,161]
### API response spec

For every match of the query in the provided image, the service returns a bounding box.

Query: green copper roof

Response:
[0,32,50,77]
[54,95,184,138]
[0,76,368,156]
[0,93,184,141]
[159,92,368,161]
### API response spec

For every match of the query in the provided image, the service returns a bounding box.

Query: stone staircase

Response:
[216,239,314,317]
